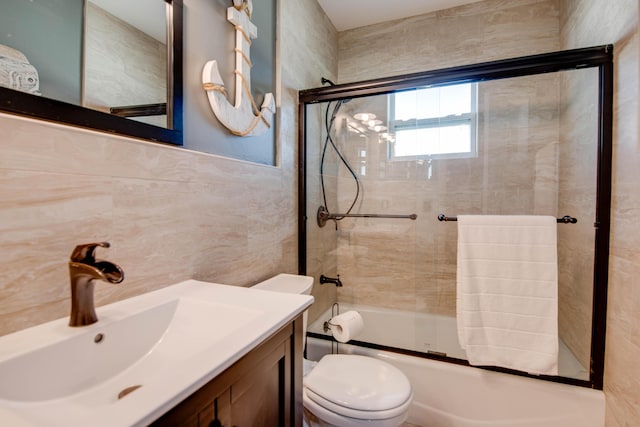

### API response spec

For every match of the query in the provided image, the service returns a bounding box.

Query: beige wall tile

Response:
[557,65,599,369]
[338,0,560,83]
[560,0,639,425]
[332,16,564,323]
[0,169,114,316]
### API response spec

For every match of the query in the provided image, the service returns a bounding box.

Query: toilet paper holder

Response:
[323,305,364,343]
[323,302,340,333]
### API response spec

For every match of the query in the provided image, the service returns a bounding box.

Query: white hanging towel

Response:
[456,215,558,375]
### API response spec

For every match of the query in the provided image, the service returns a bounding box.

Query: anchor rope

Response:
[230,115,263,136]
[202,82,227,95]
[203,2,273,137]
[203,77,269,137]
[234,69,271,128]
[234,25,252,45]
[202,70,271,136]
[234,48,252,67]
[233,2,252,19]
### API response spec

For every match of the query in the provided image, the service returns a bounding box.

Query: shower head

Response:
[321,77,352,104]
[321,77,335,86]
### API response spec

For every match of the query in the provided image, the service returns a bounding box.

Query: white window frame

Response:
[388,83,478,161]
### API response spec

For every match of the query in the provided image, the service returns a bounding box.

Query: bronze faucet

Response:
[319,274,343,287]
[68,242,124,327]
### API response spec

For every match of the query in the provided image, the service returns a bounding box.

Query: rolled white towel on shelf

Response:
[329,310,364,343]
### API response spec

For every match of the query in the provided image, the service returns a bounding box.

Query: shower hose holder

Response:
[316,205,417,228]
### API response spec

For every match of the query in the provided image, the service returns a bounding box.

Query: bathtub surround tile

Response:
[606,256,636,341]
[558,62,599,372]
[280,0,337,90]
[481,0,560,58]
[604,328,640,425]
[479,75,561,132]
[307,167,339,323]
[559,0,639,425]
[339,274,416,311]
[306,261,339,320]
[334,4,562,324]
[415,279,457,318]
[337,15,439,84]
[338,0,560,83]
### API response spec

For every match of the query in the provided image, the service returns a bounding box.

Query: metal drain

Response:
[117,385,142,400]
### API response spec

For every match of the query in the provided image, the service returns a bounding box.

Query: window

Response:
[389,83,477,160]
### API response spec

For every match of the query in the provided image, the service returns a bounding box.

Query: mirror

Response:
[84,0,168,127]
[0,0,183,145]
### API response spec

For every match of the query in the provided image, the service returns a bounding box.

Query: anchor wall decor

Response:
[202,0,275,137]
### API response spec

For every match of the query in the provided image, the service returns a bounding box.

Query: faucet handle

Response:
[70,242,111,264]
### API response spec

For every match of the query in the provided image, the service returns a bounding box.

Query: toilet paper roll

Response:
[329,310,364,343]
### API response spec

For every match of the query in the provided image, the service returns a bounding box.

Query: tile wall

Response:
[332,0,562,317]
[0,0,338,337]
[560,0,640,425]
[338,0,560,83]
[332,71,568,315]
[557,65,599,372]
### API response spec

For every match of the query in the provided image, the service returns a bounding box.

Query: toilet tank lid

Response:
[252,273,313,295]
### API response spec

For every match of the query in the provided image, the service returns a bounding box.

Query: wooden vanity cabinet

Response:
[151,316,303,427]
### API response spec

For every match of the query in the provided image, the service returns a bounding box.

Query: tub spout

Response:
[320,274,343,287]
[68,242,124,327]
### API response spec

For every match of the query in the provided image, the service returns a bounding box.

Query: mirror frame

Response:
[0,0,183,146]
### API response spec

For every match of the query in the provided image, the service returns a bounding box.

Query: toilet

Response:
[252,274,413,427]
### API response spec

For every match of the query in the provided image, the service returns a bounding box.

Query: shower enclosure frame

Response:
[297,45,613,390]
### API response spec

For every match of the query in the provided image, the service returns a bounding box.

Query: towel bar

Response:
[437,214,577,224]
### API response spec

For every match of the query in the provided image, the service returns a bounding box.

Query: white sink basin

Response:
[0,280,313,427]
[0,298,260,402]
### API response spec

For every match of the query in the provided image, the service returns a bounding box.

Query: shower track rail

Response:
[317,206,417,228]
[437,214,578,224]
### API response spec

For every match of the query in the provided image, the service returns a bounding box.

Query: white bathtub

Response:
[306,304,603,427]
[308,303,467,358]
[308,303,588,379]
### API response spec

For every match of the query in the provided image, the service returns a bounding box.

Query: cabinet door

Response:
[198,388,231,427]
[151,382,230,427]
[150,319,300,427]
[230,341,287,427]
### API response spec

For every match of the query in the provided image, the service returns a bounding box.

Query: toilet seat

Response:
[303,354,412,420]
[304,388,413,420]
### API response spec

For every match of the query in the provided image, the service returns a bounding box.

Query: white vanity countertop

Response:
[0,280,314,426]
